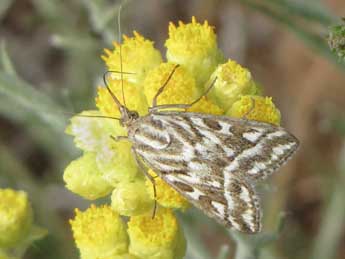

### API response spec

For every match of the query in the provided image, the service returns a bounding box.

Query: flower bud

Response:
[63,153,113,200]
[208,60,260,111]
[111,179,153,216]
[0,189,33,248]
[227,95,281,125]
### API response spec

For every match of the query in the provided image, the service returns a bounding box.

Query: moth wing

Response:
[132,112,298,233]
[162,171,261,234]
[169,113,299,181]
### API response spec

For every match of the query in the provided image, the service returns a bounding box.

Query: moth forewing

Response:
[126,111,299,234]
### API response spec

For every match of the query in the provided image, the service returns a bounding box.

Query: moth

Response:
[101,64,299,234]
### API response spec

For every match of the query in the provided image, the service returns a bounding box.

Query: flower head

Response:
[227,95,281,125]
[0,250,19,259]
[102,31,162,83]
[208,60,260,111]
[63,153,113,200]
[65,16,283,256]
[70,205,128,259]
[111,179,153,216]
[96,140,138,186]
[127,208,186,259]
[166,17,224,86]
[144,62,197,106]
[96,79,148,118]
[0,189,33,248]
[66,110,122,152]
[187,96,224,115]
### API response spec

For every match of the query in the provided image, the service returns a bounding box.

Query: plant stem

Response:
[310,141,345,259]
[239,0,344,69]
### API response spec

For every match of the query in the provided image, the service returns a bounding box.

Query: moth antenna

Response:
[105,70,136,75]
[118,0,127,107]
[102,69,135,107]
[61,111,120,121]
[187,76,218,107]
[102,72,124,110]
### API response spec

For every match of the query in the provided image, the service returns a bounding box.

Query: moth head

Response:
[102,72,138,127]
[119,107,139,127]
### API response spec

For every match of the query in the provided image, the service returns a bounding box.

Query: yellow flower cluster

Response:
[65,17,282,258]
[0,189,46,258]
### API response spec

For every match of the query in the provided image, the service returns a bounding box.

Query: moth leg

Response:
[152,64,180,107]
[149,77,218,113]
[131,147,158,219]
[110,135,128,142]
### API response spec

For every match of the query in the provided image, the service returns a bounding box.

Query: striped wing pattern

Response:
[129,112,299,233]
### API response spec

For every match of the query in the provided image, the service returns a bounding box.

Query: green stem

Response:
[263,0,335,25]
[239,0,343,69]
[234,240,259,259]
[217,245,230,259]
[0,72,67,131]
[310,141,345,259]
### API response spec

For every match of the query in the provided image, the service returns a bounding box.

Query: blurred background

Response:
[1,0,345,258]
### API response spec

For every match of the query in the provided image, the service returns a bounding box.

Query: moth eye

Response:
[130,111,139,119]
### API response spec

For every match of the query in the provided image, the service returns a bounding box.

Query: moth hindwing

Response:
[125,111,299,234]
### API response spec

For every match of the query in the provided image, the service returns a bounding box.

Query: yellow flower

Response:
[127,208,186,259]
[65,110,123,152]
[208,59,260,111]
[63,153,113,200]
[96,140,138,187]
[227,95,281,125]
[65,16,288,257]
[0,189,32,248]
[97,254,138,259]
[111,179,153,216]
[165,17,224,86]
[143,62,198,106]
[102,31,162,84]
[187,96,224,115]
[70,205,128,259]
[146,170,189,210]
[96,79,148,118]
[0,250,19,259]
